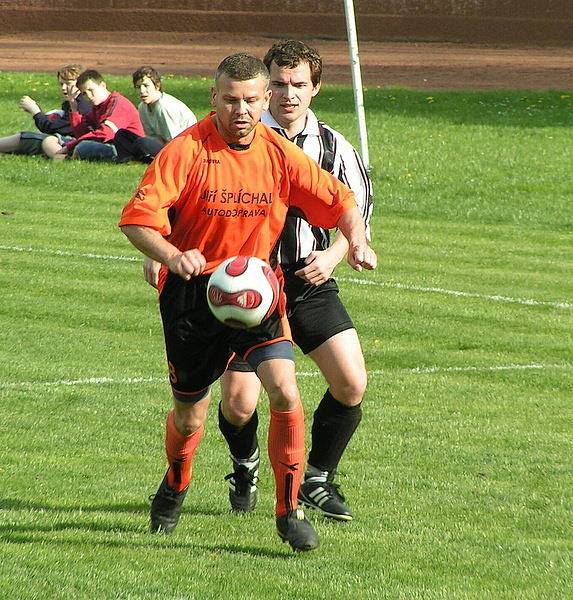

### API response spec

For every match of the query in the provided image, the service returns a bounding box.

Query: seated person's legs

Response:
[72,140,118,162]
[42,135,67,160]
[115,128,163,163]
[138,136,164,162]
[114,129,139,163]
[0,132,48,155]
[0,133,23,153]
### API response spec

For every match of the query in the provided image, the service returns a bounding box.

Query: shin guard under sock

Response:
[165,410,204,492]
[217,402,259,460]
[307,390,363,473]
[268,404,305,517]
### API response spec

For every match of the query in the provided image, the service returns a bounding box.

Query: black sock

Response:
[307,390,362,473]
[218,402,259,461]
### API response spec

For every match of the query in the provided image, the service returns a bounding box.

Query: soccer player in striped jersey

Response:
[218,40,373,522]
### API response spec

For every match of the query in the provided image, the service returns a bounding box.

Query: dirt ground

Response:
[0,31,572,90]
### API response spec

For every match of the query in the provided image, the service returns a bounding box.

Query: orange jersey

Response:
[119,113,356,278]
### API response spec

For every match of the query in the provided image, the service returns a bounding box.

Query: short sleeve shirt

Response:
[119,113,357,277]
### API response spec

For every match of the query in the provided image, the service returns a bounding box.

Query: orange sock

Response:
[164,410,204,492]
[268,404,305,517]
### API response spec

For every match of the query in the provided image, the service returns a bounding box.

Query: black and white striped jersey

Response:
[262,109,373,267]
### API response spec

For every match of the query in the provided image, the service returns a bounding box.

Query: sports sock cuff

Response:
[218,403,259,460]
[166,411,204,457]
[270,404,304,423]
[217,401,240,435]
[269,405,304,457]
[322,390,362,416]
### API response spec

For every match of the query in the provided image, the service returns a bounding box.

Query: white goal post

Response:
[343,0,370,171]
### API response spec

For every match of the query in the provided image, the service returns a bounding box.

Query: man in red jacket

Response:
[42,69,143,162]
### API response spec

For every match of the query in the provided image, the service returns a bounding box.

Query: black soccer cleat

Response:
[298,469,353,521]
[276,508,320,552]
[224,449,260,512]
[149,473,188,534]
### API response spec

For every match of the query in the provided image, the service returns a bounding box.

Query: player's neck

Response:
[212,115,256,147]
[274,111,308,140]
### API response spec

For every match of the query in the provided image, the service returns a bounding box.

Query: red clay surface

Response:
[0,31,572,90]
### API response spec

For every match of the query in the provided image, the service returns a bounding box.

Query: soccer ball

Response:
[207,256,280,329]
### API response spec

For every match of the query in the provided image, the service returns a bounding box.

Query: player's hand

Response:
[51,144,69,161]
[294,250,337,286]
[347,243,377,272]
[19,95,41,115]
[143,256,161,289]
[64,86,79,110]
[166,249,206,280]
[63,82,80,102]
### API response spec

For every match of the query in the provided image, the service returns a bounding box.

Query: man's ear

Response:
[263,89,272,111]
[210,86,217,106]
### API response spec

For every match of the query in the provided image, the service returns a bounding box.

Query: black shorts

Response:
[160,272,293,400]
[228,269,353,372]
[15,131,48,155]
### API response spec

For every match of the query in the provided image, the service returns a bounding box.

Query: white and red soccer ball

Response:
[207,256,280,329]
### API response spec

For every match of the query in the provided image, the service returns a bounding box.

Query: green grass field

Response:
[0,72,571,599]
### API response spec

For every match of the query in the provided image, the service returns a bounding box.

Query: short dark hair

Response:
[263,40,322,87]
[57,64,83,81]
[132,66,162,90]
[77,69,104,88]
[215,53,269,85]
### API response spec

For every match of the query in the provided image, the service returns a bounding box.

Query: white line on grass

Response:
[0,244,139,263]
[1,363,570,390]
[1,244,569,310]
[338,276,572,310]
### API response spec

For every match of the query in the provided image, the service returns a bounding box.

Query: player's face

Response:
[58,76,79,99]
[211,74,271,145]
[79,79,109,106]
[268,61,320,131]
[135,76,162,105]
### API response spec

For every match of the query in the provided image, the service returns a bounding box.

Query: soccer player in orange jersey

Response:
[119,53,376,552]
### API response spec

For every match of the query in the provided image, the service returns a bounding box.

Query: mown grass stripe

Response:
[1,244,569,310]
[2,363,570,390]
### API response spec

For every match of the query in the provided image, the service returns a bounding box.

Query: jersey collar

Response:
[262,108,321,138]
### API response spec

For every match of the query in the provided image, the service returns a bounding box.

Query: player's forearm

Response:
[326,230,350,266]
[336,207,368,249]
[120,225,180,264]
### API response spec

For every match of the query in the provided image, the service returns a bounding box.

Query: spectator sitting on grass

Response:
[0,64,91,157]
[114,65,197,164]
[42,69,143,162]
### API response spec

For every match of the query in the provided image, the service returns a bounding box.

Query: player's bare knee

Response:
[223,402,254,427]
[266,380,300,412]
[172,392,209,435]
[173,413,204,436]
[331,370,367,407]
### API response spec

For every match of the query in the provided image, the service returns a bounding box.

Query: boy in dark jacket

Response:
[0,64,91,156]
